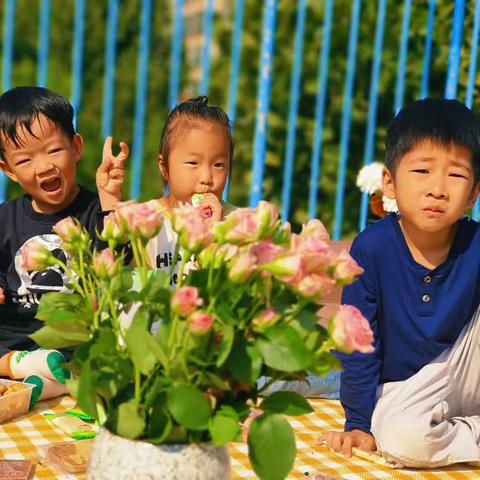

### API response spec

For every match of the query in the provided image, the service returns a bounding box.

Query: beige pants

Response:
[371,305,480,468]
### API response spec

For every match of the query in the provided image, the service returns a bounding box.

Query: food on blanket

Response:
[0,380,34,424]
[45,441,92,474]
[44,413,97,440]
[0,460,35,480]
[351,447,398,468]
[2,384,26,396]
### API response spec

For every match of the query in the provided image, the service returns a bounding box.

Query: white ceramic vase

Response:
[87,427,231,480]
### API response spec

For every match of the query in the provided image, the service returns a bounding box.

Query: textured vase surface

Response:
[87,427,231,480]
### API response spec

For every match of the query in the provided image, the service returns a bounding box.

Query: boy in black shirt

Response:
[0,86,128,403]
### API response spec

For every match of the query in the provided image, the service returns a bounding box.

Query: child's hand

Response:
[317,429,377,457]
[199,193,224,226]
[96,136,129,211]
[0,287,4,305]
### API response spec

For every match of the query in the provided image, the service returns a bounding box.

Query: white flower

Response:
[382,195,398,213]
[356,162,384,195]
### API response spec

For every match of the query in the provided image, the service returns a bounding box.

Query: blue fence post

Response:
[0,0,16,203]
[226,0,245,125]
[419,0,436,99]
[332,0,362,240]
[199,0,214,96]
[359,0,387,232]
[224,0,246,201]
[394,0,412,114]
[249,0,278,208]
[71,0,86,129]
[280,0,307,223]
[102,0,119,138]
[308,0,334,220]
[445,0,465,99]
[37,0,51,87]
[130,0,152,200]
[467,0,480,220]
[168,0,184,109]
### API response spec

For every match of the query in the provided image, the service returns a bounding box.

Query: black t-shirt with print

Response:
[0,186,105,355]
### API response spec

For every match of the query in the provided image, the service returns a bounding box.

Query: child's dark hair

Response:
[385,98,480,183]
[0,86,75,160]
[159,96,233,166]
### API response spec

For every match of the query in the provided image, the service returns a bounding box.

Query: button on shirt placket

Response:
[419,274,434,315]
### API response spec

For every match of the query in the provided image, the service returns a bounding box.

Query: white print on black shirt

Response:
[13,234,71,308]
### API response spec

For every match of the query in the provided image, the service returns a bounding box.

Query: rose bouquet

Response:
[26,200,373,479]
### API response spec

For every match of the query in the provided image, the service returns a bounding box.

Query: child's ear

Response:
[467,183,480,209]
[158,154,169,182]
[72,134,84,163]
[0,159,18,183]
[382,167,396,199]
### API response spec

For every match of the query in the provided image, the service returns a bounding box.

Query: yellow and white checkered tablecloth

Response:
[229,399,480,479]
[0,396,479,479]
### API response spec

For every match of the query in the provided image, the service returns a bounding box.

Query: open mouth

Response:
[40,177,62,193]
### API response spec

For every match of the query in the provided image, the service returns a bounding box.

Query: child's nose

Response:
[199,167,213,186]
[427,175,447,198]
[37,158,56,176]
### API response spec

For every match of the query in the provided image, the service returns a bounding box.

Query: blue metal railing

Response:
[0,0,477,235]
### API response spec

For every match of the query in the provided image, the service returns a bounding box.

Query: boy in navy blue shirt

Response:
[320,98,480,467]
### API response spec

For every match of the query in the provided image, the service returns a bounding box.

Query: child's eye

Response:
[48,148,62,154]
[449,173,467,179]
[15,158,30,166]
[185,161,198,166]
[412,169,429,174]
[214,162,225,169]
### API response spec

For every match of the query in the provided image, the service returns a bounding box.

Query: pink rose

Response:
[223,208,258,244]
[252,308,280,331]
[331,250,364,285]
[100,211,128,244]
[93,248,119,279]
[172,203,212,252]
[300,219,330,242]
[261,252,306,288]
[53,217,83,243]
[53,217,90,253]
[321,305,374,354]
[250,240,284,265]
[21,241,53,271]
[171,287,204,317]
[228,251,257,283]
[297,235,333,273]
[296,272,335,302]
[188,311,214,335]
[255,201,279,237]
[117,200,163,240]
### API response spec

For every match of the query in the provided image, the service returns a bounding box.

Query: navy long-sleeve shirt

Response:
[339,213,480,433]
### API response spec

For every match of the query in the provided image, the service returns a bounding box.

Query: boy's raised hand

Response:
[96,136,129,211]
[0,287,4,304]
[317,429,377,457]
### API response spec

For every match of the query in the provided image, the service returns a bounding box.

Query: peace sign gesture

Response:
[96,136,129,210]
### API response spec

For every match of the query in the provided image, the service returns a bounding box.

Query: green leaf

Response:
[248,414,296,480]
[261,391,313,417]
[226,340,262,386]
[30,325,90,349]
[257,326,314,372]
[215,322,234,367]
[147,400,173,444]
[112,400,146,439]
[110,271,134,296]
[209,408,241,447]
[125,310,158,375]
[36,292,84,319]
[167,384,211,430]
[76,360,98,419]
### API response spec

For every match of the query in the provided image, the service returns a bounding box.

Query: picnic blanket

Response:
[0,396,479,479]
